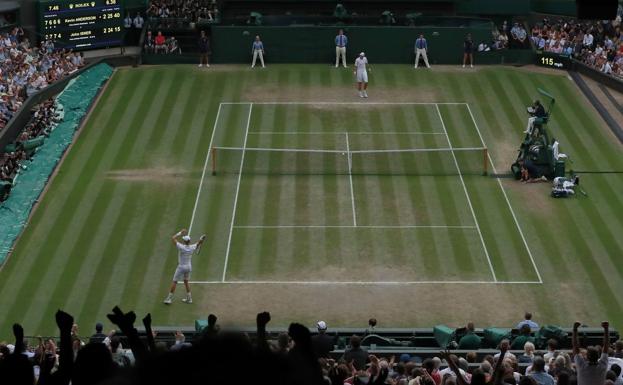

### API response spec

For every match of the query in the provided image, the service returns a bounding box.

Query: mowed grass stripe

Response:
[0,71,132,290]
[32,70,186,332]
[135,95,225,317]
[0,71,150,334]
[72,71,203,324]
[452,72,543,281]
[94,70,213,318]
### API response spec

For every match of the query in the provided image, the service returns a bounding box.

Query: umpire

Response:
[198,30,211,68]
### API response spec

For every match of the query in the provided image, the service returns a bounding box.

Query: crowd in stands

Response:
[0,98,60,201]
[144,30,182,54]
[0,24,82,202]
[0,26,84,131]
[0,308,621,385]
[531,8,623,78]
[147,0,220,27]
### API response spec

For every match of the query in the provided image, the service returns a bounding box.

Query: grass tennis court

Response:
[200,102,537,284]
[1,64,622,338]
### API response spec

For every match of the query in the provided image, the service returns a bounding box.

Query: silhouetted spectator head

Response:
[466,351,477,363]
[615,340,623,352]
[288,323,311,348]
[611,364,622,377]
[422,358,435,374]
[467,322,475,332]
[499,339,511,351]
[547,338,558,351]
[520,324,531,335]
[525,312,533,320]
[110,336,121,353]
[471,368,487,385]
[532,356,546,372]
[73,342,115,385]
[556,371,570,385]
[587,346,600,364]
[277,332,289,351]
[95,322,103,333]
[368,318,377,328]
[350,335,361,349]
[0,353,34,385]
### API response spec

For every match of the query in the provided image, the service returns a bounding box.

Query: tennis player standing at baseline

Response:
[354,52,370,98]
[163,229,206,305]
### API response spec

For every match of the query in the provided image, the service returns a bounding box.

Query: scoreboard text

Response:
[39,0,124,50]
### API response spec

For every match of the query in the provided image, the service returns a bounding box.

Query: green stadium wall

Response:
[207,25,495,65]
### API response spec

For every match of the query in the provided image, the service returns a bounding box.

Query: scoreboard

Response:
[38,0,124,50]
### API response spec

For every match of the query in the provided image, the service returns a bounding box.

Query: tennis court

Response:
[188,102,541,284]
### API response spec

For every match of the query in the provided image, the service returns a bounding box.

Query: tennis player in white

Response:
[354,52,370,98]
[163,229,206,304]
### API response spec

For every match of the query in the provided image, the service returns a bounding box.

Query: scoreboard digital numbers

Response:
[38,0,124,50]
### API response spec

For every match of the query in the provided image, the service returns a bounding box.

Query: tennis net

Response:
[211,146,488,176]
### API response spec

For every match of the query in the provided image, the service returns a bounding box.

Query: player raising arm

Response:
[163,229,206,305]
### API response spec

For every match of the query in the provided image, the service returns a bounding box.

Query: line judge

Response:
[335,29,348,68]
[414,33,431,68]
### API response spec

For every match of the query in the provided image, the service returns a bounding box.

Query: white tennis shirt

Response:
[176,242,197,266]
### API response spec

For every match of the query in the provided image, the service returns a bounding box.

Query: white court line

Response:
[233,225,476,229]
[435,104,498,282]
[247,131,445,135]
[345,132,357,226]
[188,103,224,235]
[188,280,541,285]
[220,102,469,105]
[465,104,543,284]
[221,103,253,282]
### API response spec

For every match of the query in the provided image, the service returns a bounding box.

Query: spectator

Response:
[543,339,558,362]
[511,324,535,350]
[510,22,528,48]
[518,341,536,363]
[89,322,107,344]
[154,31,166,53]
[273,332,290,355]
[110,336,132,367]
[458,323,481,350]
[573,321,610,385]
[341,335,367,370]
[527,356,555,385]
[147,0,219,29]
[311,321,335,359]
[167,37,181,54]
[144,30,154,53]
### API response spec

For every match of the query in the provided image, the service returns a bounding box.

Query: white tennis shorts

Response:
[173,264,192,281]
[357,70,368,83]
